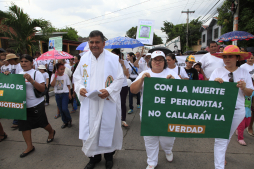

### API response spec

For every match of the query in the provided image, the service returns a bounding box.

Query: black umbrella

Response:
[0,48,6,53]
[148,47,172,55]
[184,50,194,55]
[195,50,208,54]
[247,47,254,53]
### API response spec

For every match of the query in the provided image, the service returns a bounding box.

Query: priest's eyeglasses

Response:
[228,72,234,82]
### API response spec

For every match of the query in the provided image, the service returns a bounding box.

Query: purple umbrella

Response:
[217,31,254,42]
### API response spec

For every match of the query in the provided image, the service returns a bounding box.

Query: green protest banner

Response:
[141,78,239,139]
[0,74,27,120]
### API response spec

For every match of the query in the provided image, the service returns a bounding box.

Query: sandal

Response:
[0,132,7,142]
[54,114,60,119]
[122,121,129,127]
[70,110,76,114]
[238,139,247,146]
[246,128,254,136]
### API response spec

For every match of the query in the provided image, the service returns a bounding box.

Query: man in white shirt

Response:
[199,41,224,80]
[33,51,46,71]
[73,30,124,169]
[134,53,151,72]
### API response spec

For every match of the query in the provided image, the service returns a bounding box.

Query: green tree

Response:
[161,17,202,52]
[126,26,163,45]
[0,3,51,54]
[57,27,79,41]
[217,0,254,47]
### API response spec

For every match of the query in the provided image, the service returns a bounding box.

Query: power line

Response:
[200,0,221,21]
[177,0,189,24]
[65,0,151,27]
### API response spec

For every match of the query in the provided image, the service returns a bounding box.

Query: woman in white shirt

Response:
[240,53,254,75]
[210,45,254,169]
[18,54,55,158]
[165,53,189,79]
[130,51,180,169]
[127,52,141,114]
[51,63,72,128]
[38,65,50,106]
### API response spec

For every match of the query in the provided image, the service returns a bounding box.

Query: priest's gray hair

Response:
[89,30,106,42]
[148,57,168,69]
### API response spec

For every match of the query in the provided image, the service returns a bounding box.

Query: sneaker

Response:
[137,105,141,109]
[166,153,173,162]
[128,109,133,114]
[146,165,155,169]
[122,121,129,127]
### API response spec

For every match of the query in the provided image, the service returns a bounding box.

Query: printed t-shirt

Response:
[51,74,71,94]
[244,91,254,118]
[210,67,254,109]
[240,63,254,75]
[128,62,139,79]
[11,63,23,74]
[185,68,199,80]
[1,64,12,73]
[19,69,45,108]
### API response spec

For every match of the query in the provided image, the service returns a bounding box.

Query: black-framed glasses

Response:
[228,72,234,82]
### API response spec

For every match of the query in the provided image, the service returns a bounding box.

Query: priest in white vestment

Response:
[73,31,124,169]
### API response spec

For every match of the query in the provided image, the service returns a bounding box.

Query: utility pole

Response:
[182,9,195,51]
[233,0,239,46]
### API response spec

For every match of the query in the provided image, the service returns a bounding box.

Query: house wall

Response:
[201,30,207,48]
[212,23,222,42]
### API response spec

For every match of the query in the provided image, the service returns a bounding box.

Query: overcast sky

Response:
[0,0,221,43]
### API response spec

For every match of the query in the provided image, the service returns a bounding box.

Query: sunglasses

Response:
[228,72,234,82]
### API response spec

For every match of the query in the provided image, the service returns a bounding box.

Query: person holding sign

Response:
[130,51,180,169]
[210,45,254,169]
[18,54,55,158]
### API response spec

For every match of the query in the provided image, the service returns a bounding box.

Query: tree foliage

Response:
[161,17,202,52]
[0,3,51,54]
[126,26,163,45]
[217,0,254,47]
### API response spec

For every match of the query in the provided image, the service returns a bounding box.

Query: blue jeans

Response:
[55,93,72,124]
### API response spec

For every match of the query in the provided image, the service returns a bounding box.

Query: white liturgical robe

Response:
[73,49,124,157]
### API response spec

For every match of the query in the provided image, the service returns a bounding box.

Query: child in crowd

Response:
[184,55,198,80]
[50,63,72,128]
[193,62,204,80]
[38,65,50,106]
[0,53,12,73]
[236,76,254,146]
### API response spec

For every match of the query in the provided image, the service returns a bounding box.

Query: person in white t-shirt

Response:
[210,45,254,169]
[134,53,151,73]
[17,54,55,158]
[127,52,141,114]
[165,53,189,79]
[112,49,131,127]
[0,53,12,73]
[33,51,46,71]
[240,53,254,75]
[51,63,72,128]
[199,41,224,80]
[130,51,180,169]
[38,65,50,106]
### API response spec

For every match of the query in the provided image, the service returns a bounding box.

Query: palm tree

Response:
[0,3,52,54]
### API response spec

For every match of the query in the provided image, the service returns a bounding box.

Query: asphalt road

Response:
[1,95,254,169]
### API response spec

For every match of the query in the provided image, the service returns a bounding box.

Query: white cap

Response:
[151,51,165,59]
[146,53,151,56]
[38,65,47,70]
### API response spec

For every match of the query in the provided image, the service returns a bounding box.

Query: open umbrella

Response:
[148,47,172,55]
[76,42,89,51]
[217,31,254,42]
[104,36,144,49]
[36,50,74,61]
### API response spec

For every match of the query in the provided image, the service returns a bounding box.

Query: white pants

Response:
[144,136,175,166]
[214,108,245,169]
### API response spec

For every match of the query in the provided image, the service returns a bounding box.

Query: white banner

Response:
[165,36,181,54]
[176,55,204,67]
[136,19,155,45]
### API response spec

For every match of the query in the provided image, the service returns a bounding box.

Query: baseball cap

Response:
[146,53,151,56]
[151,51,165,59]
[186,55,196,62]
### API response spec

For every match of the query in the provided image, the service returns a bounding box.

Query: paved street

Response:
[1,95,254,169]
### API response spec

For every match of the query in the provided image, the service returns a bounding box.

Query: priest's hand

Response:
[80,88,87,97]
[98,89,109,99]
